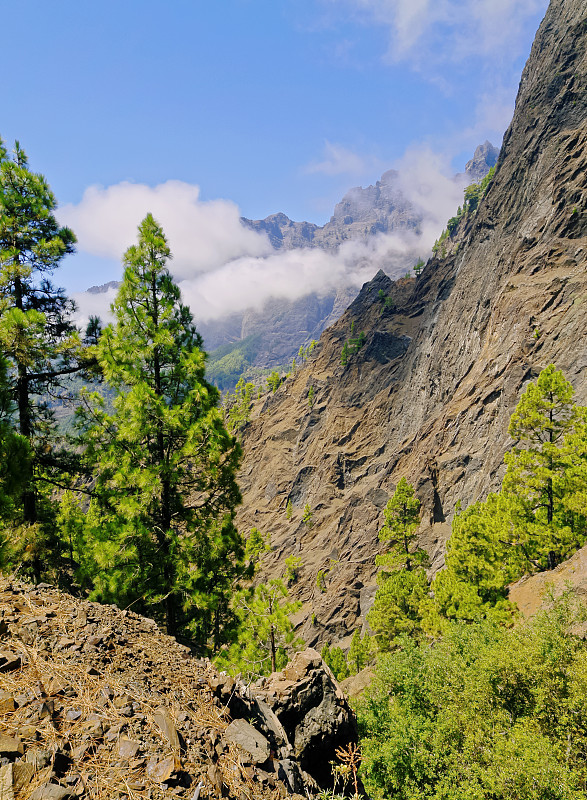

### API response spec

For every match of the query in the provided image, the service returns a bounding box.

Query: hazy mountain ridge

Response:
[201,144,497,374]
[241,144,497,252]
[235,0,587,646]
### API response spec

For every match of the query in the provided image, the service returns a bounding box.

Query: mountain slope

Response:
[235,0,587,646]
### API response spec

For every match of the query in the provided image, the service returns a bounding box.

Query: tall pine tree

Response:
[75,214,244,649]
[0,137,80,577]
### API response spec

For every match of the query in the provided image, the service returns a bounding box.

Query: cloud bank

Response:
[59,180,272,280]
[65,147,463,329]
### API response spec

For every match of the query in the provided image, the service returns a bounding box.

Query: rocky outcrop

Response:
[509,542,587,619]
[236,0,587,645]
[457,141,500,183]
[0,577,357,799]
[240,213,319,251]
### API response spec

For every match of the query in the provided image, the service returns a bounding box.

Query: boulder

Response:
[254,649,357,788]
[224,719,270,765]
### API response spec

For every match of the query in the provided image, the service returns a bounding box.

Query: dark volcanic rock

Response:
[255,649,357,789]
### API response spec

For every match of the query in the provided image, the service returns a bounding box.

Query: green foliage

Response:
[357,599,587,800]
[368,479,428,650]
[286,499,293,521]
[432,227,449,257]
[302,503,314,529]
[206,334,262,391]
[413,259,425,277]
[308,385,315,408]
[349,331,366,354]
[244,527,270,573]
[378,478,422,569]
[348,629,374,674]
[321,632,373,681]
[321,643,350,682]
[424,365,587,634]
[316,569,327,593]
[72,214,244,651]
[224,376,255,434]
[284,554,303,585]
[463,166,496,215]
[0,354,30,522]
[267,370,281,393]
[341,341,349,367]
[0,137,86,580]
[216,576,302,679]
[446,215,460,234]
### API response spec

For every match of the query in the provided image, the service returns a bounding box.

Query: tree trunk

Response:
[270,623,276,673]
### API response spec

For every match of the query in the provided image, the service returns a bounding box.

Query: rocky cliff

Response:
[236,0,587,646]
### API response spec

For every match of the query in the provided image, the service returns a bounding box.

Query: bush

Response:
[357,599,587,800]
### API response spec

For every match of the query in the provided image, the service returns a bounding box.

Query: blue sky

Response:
[1,0,548,309]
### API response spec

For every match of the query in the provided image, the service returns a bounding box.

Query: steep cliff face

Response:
[236,0,587,646]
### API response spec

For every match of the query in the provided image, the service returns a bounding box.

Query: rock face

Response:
[254,649,357,788]
[0,577,357,799]
[236,0,587,645]
[509,542,587,619]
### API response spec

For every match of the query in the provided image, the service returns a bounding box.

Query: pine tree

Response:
[0,137,82,578]
[216,578,302,678]
[348,629,373,674]
[215,529,302,678]
[368,479,428,650]
[378,478,424,572]
[423,365,587,633]
[75,214,244,649]
[503,364,582,568]
[0,353,29,521]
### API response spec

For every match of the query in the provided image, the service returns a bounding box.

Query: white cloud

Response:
[180,230,423,322]
[59,180,272,281]
[396,145,464,227]
[334,0,548,64]
[72,286,117,330]
[67,143,467,330]
[304,140,384,177]
[70,228,426,329]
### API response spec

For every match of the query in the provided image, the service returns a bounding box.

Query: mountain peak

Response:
[464,140,500,182]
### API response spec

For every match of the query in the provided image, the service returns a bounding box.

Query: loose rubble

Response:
[0,577,357,799]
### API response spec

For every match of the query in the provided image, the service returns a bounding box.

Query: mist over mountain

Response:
[81,143,497,388]
[201,144,497,382]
